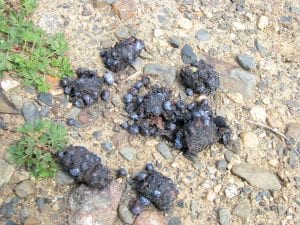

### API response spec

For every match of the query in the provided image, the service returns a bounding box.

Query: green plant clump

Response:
[9,119,69,178]
[0,0,74,92]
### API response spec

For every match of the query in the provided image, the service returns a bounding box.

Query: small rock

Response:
[0,159,15,187]
[24,216,40,225]
[285,123,300,141]
[1,80,20,92]
[144,64,177,86]
[55,170,74,185]
[224,150,234,162]
[92,131,102,141]
[68,181,124,225]
[120,148,136,161]
[290,5,300,15]
[9,170,29,185]
[113,0,137,20]
[66,108,81,118]
[118,204,135,224]
[206,190,216,201]
[254,39,266,53]
[40,105,50,117]
[140,50,153,60]
[196,29,211,41]
[216,160,227,170]
[169,36,181,48]
[236,54,256,70]
[218,208,231,225]
[22,102,40,122]
[0,197,19,218]
[257,16,269,29]
[37,93,53,106]
[181,44,197,64]
[36,197,47,211]
[14,180,37,198]
[101,142,113,151]
[177,18,193,30]
[111,130,129,148]
[233,202,251,219]
[250,105,267,122]
[231,164,281,190]
[225,184,239,198]
[131,57,144,71]
[241,132,259,149]
[115,26,130,40]
[168,217,182,225]
[157,142,173,159]
[133,210,167,225]
[10,95,23,110]
[219,68,256,99]
[5,220,16,225]
[295,176,300,187]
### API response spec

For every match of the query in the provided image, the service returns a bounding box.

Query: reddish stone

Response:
[112,0,137,20]
[78,112,90,124]
[133,211,167,225]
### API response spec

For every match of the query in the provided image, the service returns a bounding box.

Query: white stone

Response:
[177,18,193,30]
[225,184,239,198]
[257,16,269,29]
[250,105,267,122]
[1,80,20,92]
[233,21,246,30]
[206,190,216,201]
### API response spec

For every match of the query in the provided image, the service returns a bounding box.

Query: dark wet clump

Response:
[122,76,232,157]
[61,68,104,108]
[58,145,111,190]
[100,37,145,72]
[180,60,220,95]
[133,168,179,211]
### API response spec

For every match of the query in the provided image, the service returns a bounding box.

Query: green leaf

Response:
[48,33,68,56]
[21,0,37,15]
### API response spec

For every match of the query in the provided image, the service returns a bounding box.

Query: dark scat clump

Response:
[100,37,145,72]
[133,168,179,211]
[58,145,111,190]
[122,77,232,157]
[180,60,220,95]
[61,68,104,108]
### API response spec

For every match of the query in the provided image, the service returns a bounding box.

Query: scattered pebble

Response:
[233,202,251,219]
[37,93,53,106]
[118,204,135,224]
[157,142,173,159]
[14,180,36,198]
[144,64,177,86]
[169,36,181,48]
[257,16,269,29]
[168,217,182,225]
[196,29,211,41]
[133,210,167,225]
[0,159,15,187]
[216,160,228,170]
[22,102,40,122]
[225,184,239,198]
[181,44,197,64]
[236,54,256,70]
[0,80,20,92]
[241,132,259,149]
[177,17,193,30]
[101,142,113,151]
[120,147,136,161]
[55,170,74,186]
[218,208,231,225]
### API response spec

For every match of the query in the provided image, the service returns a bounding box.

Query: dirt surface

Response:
[0,0,299,225]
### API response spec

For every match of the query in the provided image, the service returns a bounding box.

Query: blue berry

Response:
[64,87,71,94]
[145,163,154,171]
[176,101,185,110]
[129,125,140,135]
[130,113,139,120]
[165,122,176,130]
[186,88,193,96]
[83,94,94,105]
[134,81,143,89]
[74,99,85,108]
[117,168,127,177]
[130,203,143,215]
[187,102,196,110]
[163,101,172,111]
[101,90,110,101]
[153,190,161,198]
[140,196,151,206]
[69,168,80,177]
[192,111,202,118]
[124,93,133,103]
[136,172,147,181]
[104,72,114,85]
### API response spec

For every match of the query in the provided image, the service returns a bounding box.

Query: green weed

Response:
[0,0,74,92]
[9,119,69,178]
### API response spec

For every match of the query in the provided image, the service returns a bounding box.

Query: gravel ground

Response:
[0,0,299,225]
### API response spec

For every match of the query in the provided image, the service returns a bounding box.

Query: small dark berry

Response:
[130,202,143,215]
[136,172,147,181]
[104,72,114,85]
[163,101,172,111]
[140,196,151,206]
[145,163,154,171]
[117,168,127,177]
[129,88,138,96]
[69,168,80,177]
[124,93,133,103]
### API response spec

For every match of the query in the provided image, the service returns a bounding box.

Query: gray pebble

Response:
[92,131,102,141]
[10,95,23,110]
[55,170,74,186]
[14,180,36,198]
[181,44,197,64]
[22,102,40,122]
[218,208,231,225]
[0,197,19,218]
[37,93,53,106]
[216,160,228,170]
[295,176,300,187]
[169,36,181,48]
[236,54,256,70]
[36,197,47,211]
[144,64,177,86]
[115,26,130,40]
[196,29,211,41]
[168,217,182,225]
[66,107,81,118]
[233,203,251,219]
[157,142,173,159]
[120,148,136,161]
[224,150,234,162]
[101,142,113,151]
[118,204,134,224]
[254,39,266,53]
[40,105,50,117]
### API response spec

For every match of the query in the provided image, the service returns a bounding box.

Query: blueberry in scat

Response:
[83,94,94,105]
[145,163,154,171]
[74,99,85,108]
[129,124,139,135]
[142,76,150,86]
[187,102,196,110]
[176,101,185,110]
[130,201,143,215]
[163,101,172,111]
[129,88,138,96]
[134,81,143,89]
[61,79,69,87]
[117,168,127,178]
[153,190,161,198]
[70,168,80,177]
[124,93,133,103]
[64,86,71,94]
[136,172,147,181]
[101,90,110,101]
[186,88,193,96]
[140,196,151,206]
[130,113,139,120]
[104,72,114,85]
[165,123,176,131]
